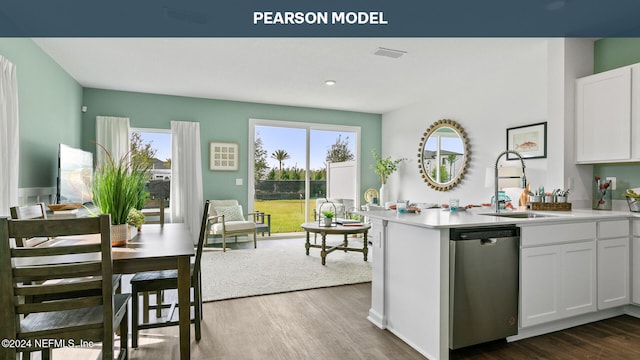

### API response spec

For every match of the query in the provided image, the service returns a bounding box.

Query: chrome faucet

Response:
[494,150,527,213]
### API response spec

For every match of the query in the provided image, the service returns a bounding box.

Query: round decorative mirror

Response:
[418,119,470,191]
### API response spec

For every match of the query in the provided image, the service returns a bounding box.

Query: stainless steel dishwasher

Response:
[449,225,520,349]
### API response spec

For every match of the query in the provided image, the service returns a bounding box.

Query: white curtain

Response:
[171,121,204,241]
[0,56,19,216]
[96,116,130,165]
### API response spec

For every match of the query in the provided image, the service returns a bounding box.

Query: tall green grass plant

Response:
[92,143,151,225]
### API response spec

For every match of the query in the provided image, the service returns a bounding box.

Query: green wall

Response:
[82,88,382,209]
[0,38,83,189]
[593,38,640,198]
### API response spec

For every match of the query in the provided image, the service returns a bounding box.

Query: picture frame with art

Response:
[209,142,239,171]
[506,122,547,159]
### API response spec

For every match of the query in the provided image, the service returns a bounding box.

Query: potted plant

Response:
[127,208,146,232]
[371,149,406,205]
[92,143,151,246]
[321,210,335,226]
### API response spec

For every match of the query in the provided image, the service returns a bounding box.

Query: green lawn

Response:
[253,199,318,233]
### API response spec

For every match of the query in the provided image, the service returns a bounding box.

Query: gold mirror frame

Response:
[418,119,471,191]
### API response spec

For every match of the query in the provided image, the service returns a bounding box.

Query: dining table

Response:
[30,223,195,360]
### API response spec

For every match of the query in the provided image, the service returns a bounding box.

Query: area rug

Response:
[200,240,371,301]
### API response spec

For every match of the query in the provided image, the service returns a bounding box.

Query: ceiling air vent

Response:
[373,47,407,59]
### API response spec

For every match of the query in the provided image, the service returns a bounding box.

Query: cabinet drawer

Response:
[521,222,596,247]
[598,220,629,239]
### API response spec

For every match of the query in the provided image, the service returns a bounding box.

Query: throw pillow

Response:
[215,205,245,222]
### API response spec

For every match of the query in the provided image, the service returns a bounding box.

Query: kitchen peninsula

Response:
[358,207,639,360]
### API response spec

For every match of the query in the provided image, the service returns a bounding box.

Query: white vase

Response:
[323,217,333,226]
[379,183,387,206]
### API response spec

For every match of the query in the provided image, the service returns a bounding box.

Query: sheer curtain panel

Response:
[0,56,19,216]
[171,121,204,240]
[96,116,130,165]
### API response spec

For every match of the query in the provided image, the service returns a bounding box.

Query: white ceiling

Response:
[33,38,551,114]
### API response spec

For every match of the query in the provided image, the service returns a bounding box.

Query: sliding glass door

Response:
[249,119,360,234]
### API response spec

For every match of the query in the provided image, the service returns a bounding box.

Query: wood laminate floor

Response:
[48,282,640,360]
[42,237,640,359]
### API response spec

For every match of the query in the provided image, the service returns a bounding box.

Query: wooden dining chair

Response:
[0,215,130,360]
[138,197,166,321]
[141,197,165,225]
[130,200,210,348]
[10,204,122,296]
[9,202,49,247]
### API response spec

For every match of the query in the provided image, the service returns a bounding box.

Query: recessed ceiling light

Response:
[325,80,336,86]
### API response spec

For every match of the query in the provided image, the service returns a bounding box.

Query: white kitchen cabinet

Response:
[521,241,596,327]
[597,220,630,309]
[633,221,640,304]
[597,237,630,309]
[634,238,640,305]
[575,65,637,163]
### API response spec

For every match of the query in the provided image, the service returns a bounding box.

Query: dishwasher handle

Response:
[451,226,519,241]
[481,238,498,245]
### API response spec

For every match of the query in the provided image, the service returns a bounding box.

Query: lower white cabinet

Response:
[597,237,630,309]
[521,241,596,327]
[633,237,640,305]
[632,222,640,305]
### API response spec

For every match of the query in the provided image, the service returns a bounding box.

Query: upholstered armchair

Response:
[207,200,257,251]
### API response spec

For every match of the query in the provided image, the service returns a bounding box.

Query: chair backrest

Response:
[0,215,114,348]
[9,203,49,247]
[210,200,239,215]
[193,200,211,275]
[209,200,246,222]
[142,197,165,225]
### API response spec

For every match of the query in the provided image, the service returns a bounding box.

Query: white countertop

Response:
[356,207,633,229]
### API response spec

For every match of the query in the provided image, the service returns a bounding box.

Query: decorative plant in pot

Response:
[321,210,335,227]
[127,208,146,232]
[92,143,151,246]
[371,149,407,205]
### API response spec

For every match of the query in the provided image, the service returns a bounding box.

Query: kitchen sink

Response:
[481,212,556,219]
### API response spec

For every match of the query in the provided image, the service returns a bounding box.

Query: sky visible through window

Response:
[136,131,171,161]
[133,127,355,171]
[257,126,356,171]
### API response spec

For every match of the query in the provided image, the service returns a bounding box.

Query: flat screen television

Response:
[56,144,94,204]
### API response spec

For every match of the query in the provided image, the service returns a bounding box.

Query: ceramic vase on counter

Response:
[379,183,387,207]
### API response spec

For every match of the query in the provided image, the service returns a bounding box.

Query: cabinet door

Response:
[633,237,640,304]
[597,237,630,309]
[576,66,632,163]
[521,241,597,328]
[561,241,597,317]
[521,245,561,327]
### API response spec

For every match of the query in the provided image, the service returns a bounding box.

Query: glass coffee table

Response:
[301,222,371,265]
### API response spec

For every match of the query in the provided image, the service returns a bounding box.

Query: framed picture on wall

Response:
[506,122,547,159]
[209,142,239,171]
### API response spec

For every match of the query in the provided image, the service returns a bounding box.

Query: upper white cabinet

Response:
[575,65,638,163]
